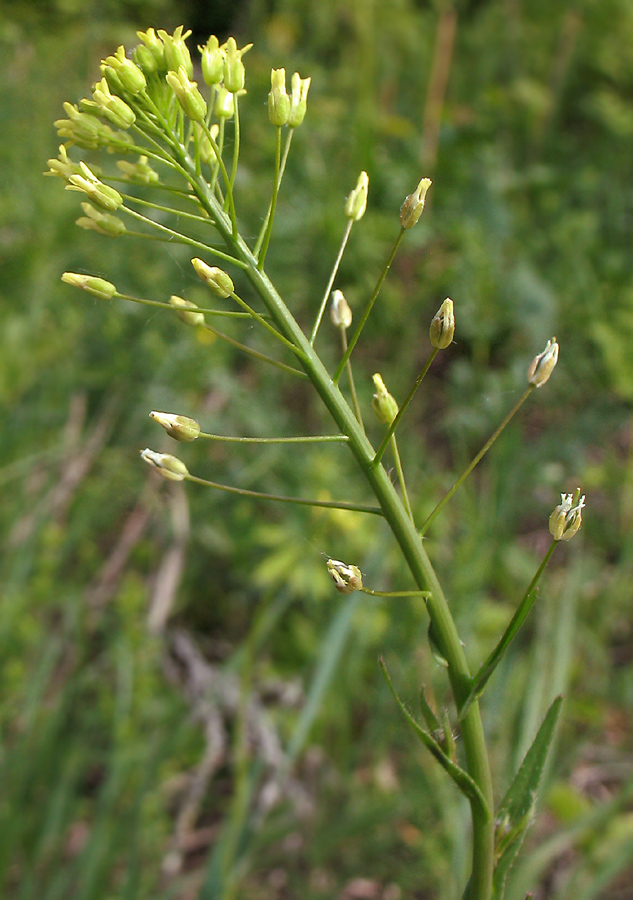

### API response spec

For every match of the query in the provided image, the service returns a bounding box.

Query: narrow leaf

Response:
[379,658,490,821]
[492,696,563,900]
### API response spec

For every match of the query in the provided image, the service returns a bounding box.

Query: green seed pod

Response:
[136,27,166,71]
[140,449,189,482]
[399,177,432,229]
[116,156,159,185]
[429,298,455,349]
[327,558,363,594]
[149,411,201,442]
[169,294,205,327]
[213,86,234,119]
[191,258,234,298]
[61,272,117,300]
[345,171,369,221]
[372,373,398,425]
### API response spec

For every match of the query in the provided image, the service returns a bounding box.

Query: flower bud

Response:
[372,373,398,425]
[288,72,311,127]
[268,68,291,127]
[192,258,234,297]
[55,102,113,150]
[157,26,193,78]
[149,411,201,442]
[222,37,252,93]
[67,162,123,211]
[92,77,136,129]
[330,290,352,329]
[102,46,146,94]
[166,66,207,122]
[116,155,159,185]
[429,298,455,349]
[45,145,86,180]
[141,449,189,482]
[136,28,166,72]
[213,86,235,119]
[549,489,585,541]
[193,123,219,167]
[399,177,432,228]
[327,558,363,594]
[76,202,126,237]
[199,35,225,85]
[169,294,205,327]
[345,171,369,221]
[527,338,559,388]
[62,272,116,300]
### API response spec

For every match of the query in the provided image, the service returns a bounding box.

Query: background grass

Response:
[2,1,633,898]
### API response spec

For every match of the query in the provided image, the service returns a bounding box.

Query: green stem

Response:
[390,434,414,522]
[170,153,495,900]
[459,541,558,722]
[229,93,240,199]
[120,205,245,268]
[198,432,348,444]
[339,327,364,427]
[118,193,214,225]
[309,218,354,345]
[420,385,535,537]
[253,129,294,259]
[374,348,439,466]
[114,292,253,319]
[210,117,225,192]
[257,125,282,270]
[186,474,382,515]
[333,227,406,384]
[198,119,237,235]
[361,587,430,599]
[230,291,305,358]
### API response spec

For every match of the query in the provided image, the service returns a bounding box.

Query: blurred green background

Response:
[2,1,633,898]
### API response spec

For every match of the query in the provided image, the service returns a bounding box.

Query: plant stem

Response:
[185,474,383,515]
[257,125,282,270]
[176,153,495,900]
[361,587,431,599]
[253,129,294,259]
[389,434,414,522]
[198,432,349,443]
[374,348,439,466]
[309,218,354,345]
[339,326,364,427]
[420,385,535,537]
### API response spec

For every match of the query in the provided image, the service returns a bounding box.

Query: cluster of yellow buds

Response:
[267,68,311,128]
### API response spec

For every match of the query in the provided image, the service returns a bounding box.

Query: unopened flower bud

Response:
[549,489,585,541]
[527,338,559,388]
[136,28,166,72]
[67,162,123,211]
[116,156,159,185]
[141,448,189,481]
[429,298,455,349]
[330,290,352,329]
[327,558,363,594]
[345,171,369,221]
[192,258,234,297]
[372,373,398,425]
[213,86,235,119]
[288,72,310,127]
[92,77,136,128]
[199,35,224,85]
[399,177,432,228]
[149,411,201,442]
[193,123,219,166]
[76,202,126,237]
[102,46,146,94]
[55,102,114,150]
[45,145,86,180]
[158,26,193,78]
[223,37,252,93]
[166,66,207,122]
[62,272,116,300]
[169,294,205,327]
[268,68,290,126]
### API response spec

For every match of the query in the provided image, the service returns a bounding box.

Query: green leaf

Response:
[379,658,491,821]
[492,696,563,900]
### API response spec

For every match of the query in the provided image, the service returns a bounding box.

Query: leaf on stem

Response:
[492,696,563,900]
[379,658,491,821]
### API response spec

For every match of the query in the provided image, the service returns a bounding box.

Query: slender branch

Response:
[390,434,414,522]
[114,292,253,319]
[374,348,439,465]
[118,193,213,225]
[198,432,349,444]
[257,125,282,270]
[309,218,354,345]
[459,541,558,722]
[229,93,240,198]
[419,385,535,537]
[338,326,364,427]
[230,290,306,359]
[254,129,294,258]
[361,587,430,599]
[186,473,383,515]
[198,119,237,235]
[333,227,406,384]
